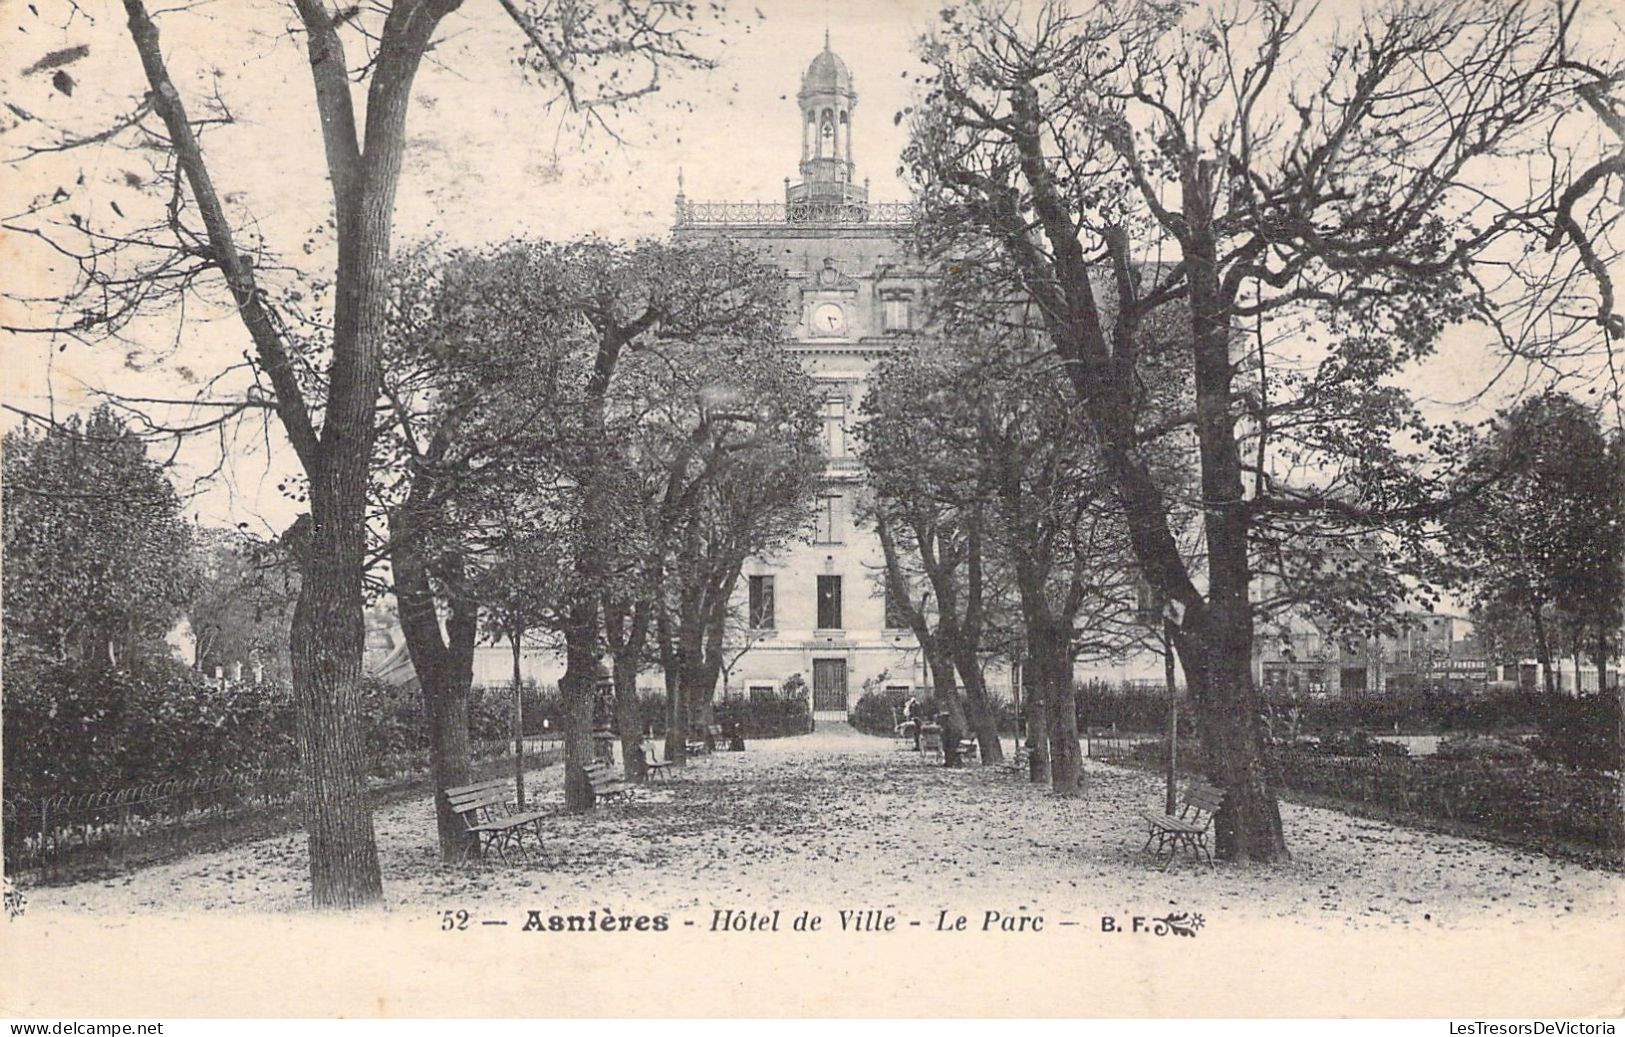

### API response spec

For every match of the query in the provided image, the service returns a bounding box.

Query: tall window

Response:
[822,397,847,458]
[883,296,911,332]
[813,494,844,544]
[883,582,909,629]
[816,575,843,630]
[748,575,775,629]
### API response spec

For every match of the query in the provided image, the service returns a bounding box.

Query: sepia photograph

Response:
[0,0,1622,1022]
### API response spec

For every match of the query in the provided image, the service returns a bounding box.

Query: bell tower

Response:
[787,32,868,212]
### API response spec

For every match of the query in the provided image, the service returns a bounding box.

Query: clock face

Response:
[811,302,847,336]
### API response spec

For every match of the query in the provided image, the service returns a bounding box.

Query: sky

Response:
[1,0,1619,538]
[1,0,940,531]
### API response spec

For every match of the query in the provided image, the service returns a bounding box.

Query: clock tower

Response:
[671,38,967,725]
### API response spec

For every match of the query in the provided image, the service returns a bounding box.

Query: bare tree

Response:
[906,0,1621,860]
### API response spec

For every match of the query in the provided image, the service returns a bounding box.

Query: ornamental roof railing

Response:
[675,199,916,227]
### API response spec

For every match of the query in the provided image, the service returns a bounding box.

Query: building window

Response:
[883,582,909,629]
[817,575,843,630]
[748,683,775,702]
[883,296,911,332]
[748,575,775,630]
[814,494,844,544]
[821,397,847,458]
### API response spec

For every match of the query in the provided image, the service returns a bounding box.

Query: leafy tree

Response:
[377,238,582,856]
[187,528,299,685]
[857,345,1006,768]
[647,353,822,763]
[6,0,731,907]
[2,406,196,670]
[902,0,1620,860]
[859,333,1154,788]
[1447,394,1624,695]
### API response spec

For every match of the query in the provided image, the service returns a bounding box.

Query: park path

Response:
[27,728,1624,930]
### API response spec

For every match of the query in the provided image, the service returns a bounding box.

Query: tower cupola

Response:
[788,33,867,212]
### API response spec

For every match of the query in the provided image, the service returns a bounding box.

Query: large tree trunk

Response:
[1175,613,1286,862]
[390,534,475,861]
[128,0,469,907]
[925,646,967,766]
[612,648,647,781]
[290,505,383,907]
[950,647,1004,764]
[1028,623,1081,796]
[559,608,599,812]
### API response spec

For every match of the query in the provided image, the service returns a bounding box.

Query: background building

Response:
[674,38,943,724]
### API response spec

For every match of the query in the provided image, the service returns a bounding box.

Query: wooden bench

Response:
[1140,780,1223,871]
[585,761,635,803]
[445,779,549,863]
[920,725,943,756]
[643,747,675,781]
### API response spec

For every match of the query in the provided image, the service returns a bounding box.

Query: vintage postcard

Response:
[1,0,1623,1020]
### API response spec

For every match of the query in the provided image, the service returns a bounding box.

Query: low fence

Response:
[1085,736,1620,860]
[3,735,564,877]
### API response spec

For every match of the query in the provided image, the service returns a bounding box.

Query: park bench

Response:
[643,747,675,781]
[958,738,979,762]
[919,724,944,757]
[585,761,636,804]
[1140,780,1223,871]
[444,779,549,863]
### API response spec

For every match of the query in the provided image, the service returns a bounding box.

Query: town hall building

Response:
[672,38,941,723]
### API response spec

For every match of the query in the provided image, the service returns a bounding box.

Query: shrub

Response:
[1,655,300,803]
[1527,693,1620,772]
[851,689,907,736]
[1435,734,1534,762]
[714,688,812,738]
[1313,729,1411,758]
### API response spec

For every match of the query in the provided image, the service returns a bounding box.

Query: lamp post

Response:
[511,627,526,808]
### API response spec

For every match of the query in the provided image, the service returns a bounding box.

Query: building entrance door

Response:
[812,658,849,722]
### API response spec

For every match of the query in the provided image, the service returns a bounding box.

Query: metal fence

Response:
[3,735,565,875]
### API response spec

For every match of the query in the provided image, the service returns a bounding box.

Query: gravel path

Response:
[28,728,1622,931]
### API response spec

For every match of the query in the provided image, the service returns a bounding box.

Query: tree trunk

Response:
[613,648,648,781]
[389,502,476,862]
[1175,614,1286,862]
[1029,625,1081,796]
[654,596,687,765]
[511,630,526,809]
[603,598,651,781]
[290,505,383,907]
[1023,655,1050,784]
[950,648,1004,763]
[1179,194,1288,862]
[124,0,469,908]
[927,647,966,766]
[1531,603,1557,697]
[1595,632,1610,699]
[559,609,599,811]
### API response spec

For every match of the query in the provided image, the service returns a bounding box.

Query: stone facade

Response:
[671,40,945,721]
